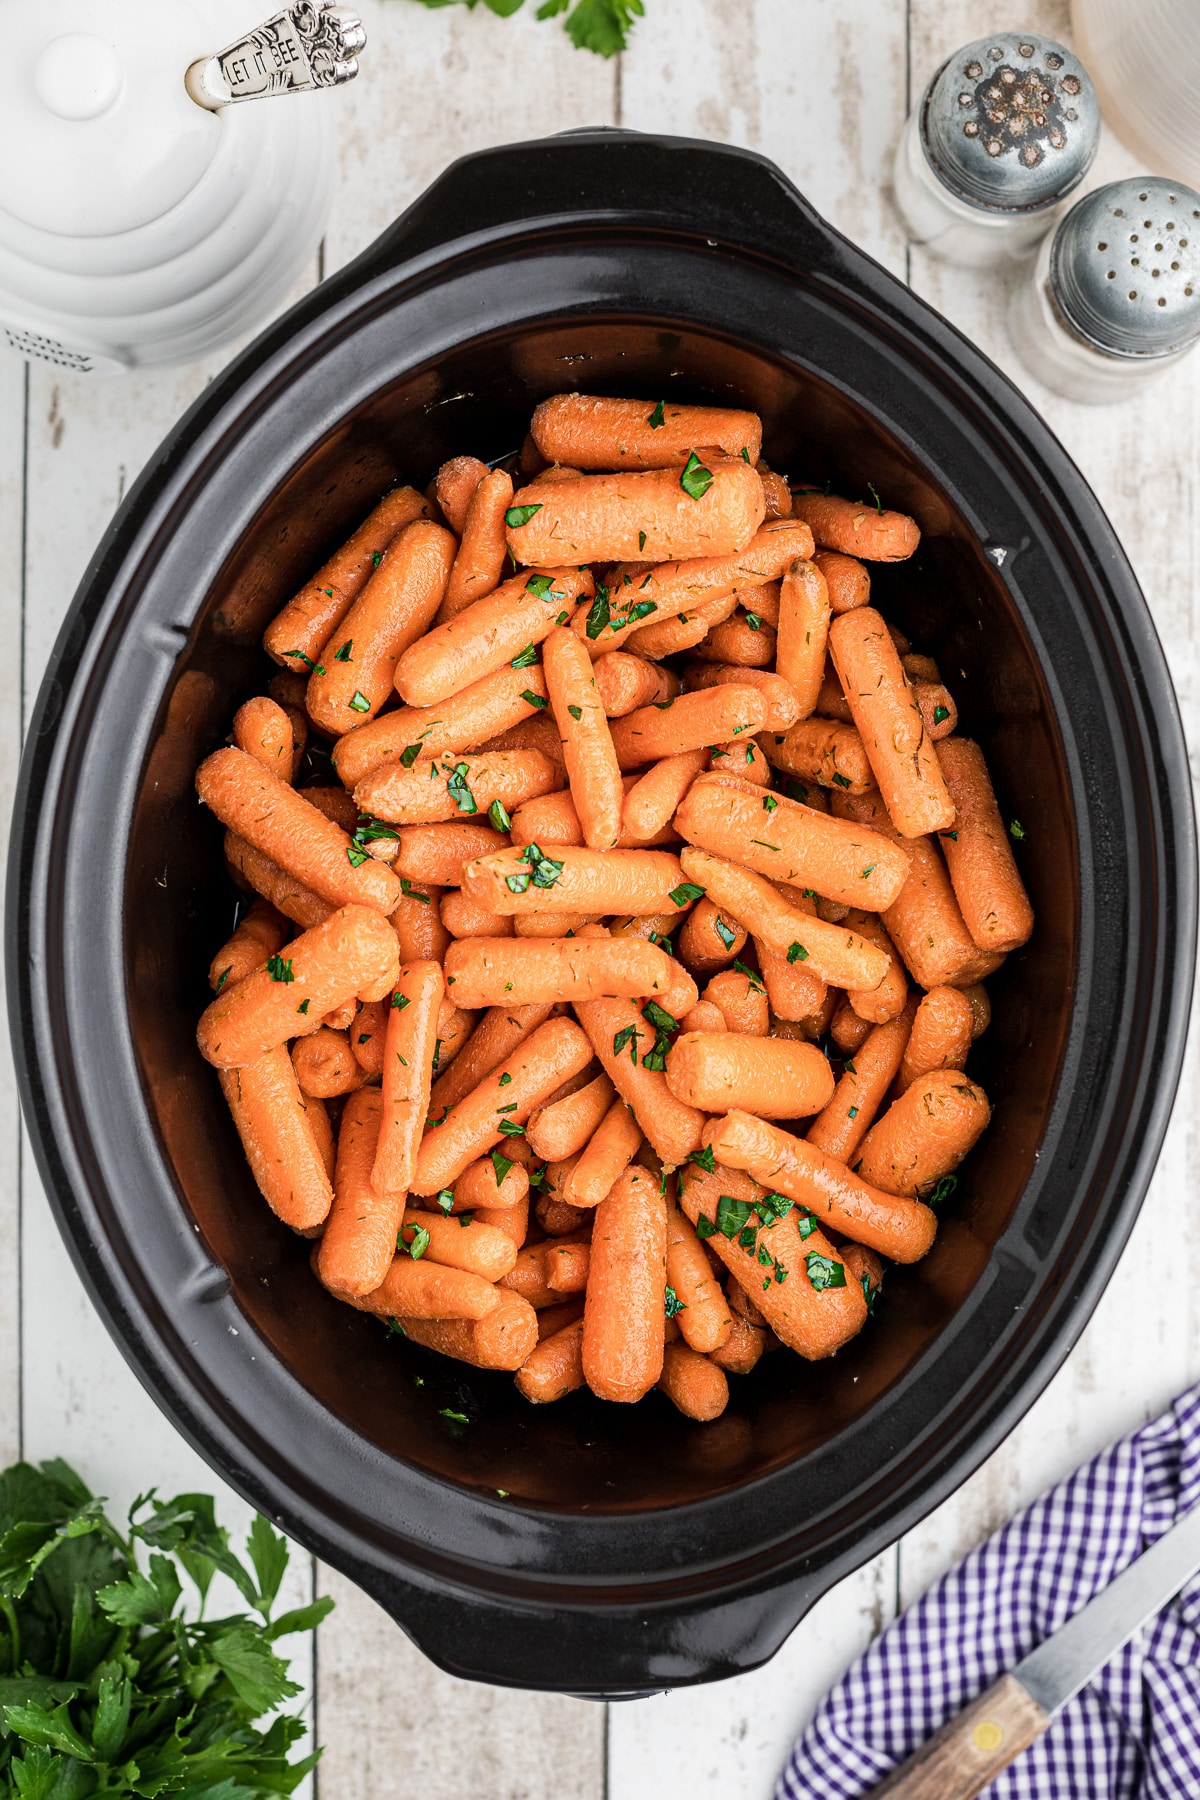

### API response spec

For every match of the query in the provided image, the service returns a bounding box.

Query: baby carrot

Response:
[776,557,830,718]
[683,663,800,733]
[692,611,776,668]
[354,749,558,828]
[315,1088,400,1296]
[705,1109,937,1263]
[665,1204,733,1353]
[543,625,623,849]
[806,1003,916,1163]
[399,1207,518,1282]
[531,394,762,470]
[857,1070,990,1198]
[198,749,402,915]
[412,1016,593,1193]
[829,609,954,837]
[357,1256,500,1322]
[900,986,974,1091]
[440,890,514,938]
[675,773,911,910]
[702,967,769,1036]
[514,911,606,937]
[842,907,908,1023]
[219,1047,333,1233]
[708,1313,766,1374]
[302,784,363,840]
[233,697,295,782]
[681,1000,727,1033]
[582,1164,667,1403]
[963,983,991,1039]
[527,1072,615,1162]
[428,1001,554,1113]
[388,1290,538,1369]
[665,1032,835,1117]
[434,455,488,535]
[462,845,687,918]
[477,712,567,774]
[506,456,766,567]
[608,687,767,771]
[759,466,792,518]
[443,936,673,1008]
[372,961,443,1197]
[760,718,874,793]
[438,468,513,621]
[621,590,739,660]
[390,877,450,963]
[884,835,997,988]
[544,1239,590,1293]
[208,898,289,992]
[562,1096,643,1208]
[574,996,706,1167]
[915,682,957,740]
[593,652,676,716]
[223,838,329,933]
[394,822,508,887]
[198,905,400,1069]
[350,998,387,1075]
[394,567,593,707]
[791,491,920,561]
[935,737,1035,953]
[658,1343,729,1421]
[677,898,746,976]
[452,1151,531,1213]
[264,485,433,668]
[332,664,549,790]
[812,548,871,612]
[291,1026,366,1098]
[657,955,700,1023]
[509,789,585,849]
[515,1318,587,1403]
[621,750,708,845]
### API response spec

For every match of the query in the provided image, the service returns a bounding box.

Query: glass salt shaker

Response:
[1009,177,1200,402]
[893,32,1100,268]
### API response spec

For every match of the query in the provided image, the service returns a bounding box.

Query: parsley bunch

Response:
[0,1458,329,1797]
[406,0,645,57]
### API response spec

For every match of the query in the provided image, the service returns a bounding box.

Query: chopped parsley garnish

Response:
[400,876,430,903]
[372,551,383,567]
[679,452,713,500]
[522,689,548,709]
[695,1213,717,1239]
[861,863,877,878]
[796,1212,819,1238]
[648,400,666,428]
[690,1144,716,1174]
[439,1409,469,1425]
[716,1194,753,1238]
[750,839,780,851]
[459,1212,474,1228]
[392,992,410,1010]
[862,1273,877,1314]
[806,1252,846,1290]
[933,704,950,725]
[490,1149,513,1185]
[584,585,611,639]
[524,575,555,600]
[664,1285,685,1318]
[446,761,477,815]
[499,1072,512,1086]
[745,612,762,631]
[758,1192,793,1224]
[346,844,370,868]
[831,772,851,789]
[642,1000,678,1033]
[497,1119,525,1137]
[400,1223,431,1260]
[436,1189,455,1216]
[215,966,232,992]
[488,799,512,833]
[923,1173,959,1208]
[741,446,751,463]
[787,942,809,964]
[265,954,294,984]
[511,642,539,667]
[348,690,370,713]
[762,795,778,813]
[638,531,647,552]
[506,504,542,528]
[613,1023,641,1065]
[714,917,736,951]
[333,640,353,662]
[1009,819,1026,841]
[297,999,310,1014]
[284,648,324,674]
[399,742,423,769]
[516,841,564,889]
[568,704,583,721]
[669,881,706,908]
[507,872,532,895]
[733,958,764,991]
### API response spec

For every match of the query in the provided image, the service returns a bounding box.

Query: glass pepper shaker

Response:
[1009,177,1200,402]
[894,32,1100,267]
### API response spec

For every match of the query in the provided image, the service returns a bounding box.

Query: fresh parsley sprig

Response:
[405,0,644,56]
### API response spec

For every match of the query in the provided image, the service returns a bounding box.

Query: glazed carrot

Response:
[302,783,364,839]
[812,548,871,612]
[537,1186,589,1237]
[581,1164,667,1403]
[915,682,957,740]
[692,611,776,668]
[462,846,687,918]
[842,907,908,1023]
[543,1238,590,1293]
[657,956,700,1022]
[439,468,513,621]
[678,1162,868,1358]
[665,1205,733,1353]
[509,789,585,849]
[440,889,513,938]
[705,1110,938,1263]
[708,737,771,786]
[702,967,769,1036]
[428,1001,554,1113]
[562,1097,643,1208]
[388,1290,538,1369]
[608,911,679,946]
[444,936,673,1010]
[840,1241,884,1308]
[372,961,443,1197]
[885,835,998,988]
[353,749,558,827]
[350,998,387,1075]
[675,773,911,910]
[759,468,792,520]
[514,911,606,937]
[829,609,954,837]
[856,1070,991,1198]
[527,1071,615,1162]
[394,567,593,707]
[357,1255,500,1323]
[219,1047,333,1233]
[608,687,767,772]
[962,983,991,1039]
[677,849,890,990]
[681,1000,727,1034]
[199,749,402,915]
[830,996,871,1053]
[543,625,623,849]
[399,1207,518,1282]
[806,1003,916,1163]
[665,1033,835,1117]
[935,737,1035,953]
[431,999,475,1075]
[476,1194,530,1248]
[776,557,830,718]
[332,665,549,789]
[313,1089,396,1296]
[268,670,308,711]
[304,1093,335,1181]
[902,654,940,683]
[900,986,974,1091]
[394,821,508,887]
[754,929,828,1025]
[593,652,675,716]
[708,1312,766,1374]
[389,877,450,963]
[506,456,766,567]
[452,1151,530,1212]
[574,996,706,1166]
[572,520,813,654]
[658,1342,729,1421]
[621,750,707,845]
[621,590,739,660]
[477,712,567,773]
[677,897,746,976]
[413,1016,593,1193]
[682,663,800,733]
[816,663,854,723]
[791,491,920,561]
[760,718,874,793]
[264,485,434,668]
[233,697,295,781]
[306,520,456,733]
[515,1319,587,1403]
[198,906,400,1069]
[291,1026,365,1098]
[435,454,488,536]
[208,898,289,991]
[531,394,762,470]
[536,1297,586,1338]
[322,997,357,1031]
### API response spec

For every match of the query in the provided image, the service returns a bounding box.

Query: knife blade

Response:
[868,1498,1200,1799]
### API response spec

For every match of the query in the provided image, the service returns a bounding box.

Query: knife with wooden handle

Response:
[866,1497,1200,1798]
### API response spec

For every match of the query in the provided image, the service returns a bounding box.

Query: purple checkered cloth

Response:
[777,1384,1200,1800]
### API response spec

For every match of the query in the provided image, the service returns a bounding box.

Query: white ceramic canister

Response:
[0,0,364,372]
[1072,0,1200,192]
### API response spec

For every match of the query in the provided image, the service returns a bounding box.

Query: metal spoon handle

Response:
[185,0,365,109]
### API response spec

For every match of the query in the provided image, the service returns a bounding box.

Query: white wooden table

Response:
[2,2,1198,1794]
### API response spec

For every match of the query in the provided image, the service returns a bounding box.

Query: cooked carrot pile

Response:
[194,395,1034,1422]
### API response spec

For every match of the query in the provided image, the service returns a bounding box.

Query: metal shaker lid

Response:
[1050,178,1200,358]
[921,34,1099,213]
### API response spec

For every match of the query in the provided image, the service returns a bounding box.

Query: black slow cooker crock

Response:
[8,131,1195,1696]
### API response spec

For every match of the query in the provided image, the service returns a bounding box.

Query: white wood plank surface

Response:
[2,3,1199,1799]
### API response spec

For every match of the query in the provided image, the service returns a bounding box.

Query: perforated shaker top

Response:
[1051,178,1200,358]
